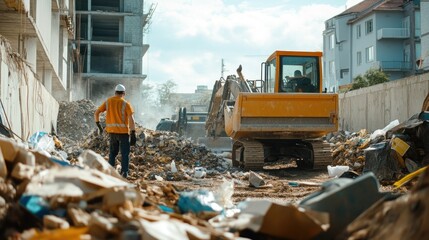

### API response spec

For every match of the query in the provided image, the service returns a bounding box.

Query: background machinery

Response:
[156,107,208,140]
[205,51,338,170]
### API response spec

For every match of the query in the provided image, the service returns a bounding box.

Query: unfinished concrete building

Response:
[74,0,151,112]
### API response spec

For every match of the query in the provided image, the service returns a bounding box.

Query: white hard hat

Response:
[115,84,126,92]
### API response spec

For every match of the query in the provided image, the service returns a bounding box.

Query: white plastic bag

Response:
[171,160,177,173]
[194,167,207,178]
[215,178,234,209]
[327,165,350,178]
[370,119,400,140]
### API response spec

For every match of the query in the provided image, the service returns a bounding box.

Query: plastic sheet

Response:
[178,190,223,214]
[363,142,401,181]
[28,132,55,152]
[215,178,234,209]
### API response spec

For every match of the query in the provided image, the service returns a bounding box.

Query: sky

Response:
[143,0,364,93]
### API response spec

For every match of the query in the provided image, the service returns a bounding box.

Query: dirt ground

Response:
[142,163,398,206]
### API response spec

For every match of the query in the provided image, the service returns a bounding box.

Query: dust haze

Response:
[91,83,176,130]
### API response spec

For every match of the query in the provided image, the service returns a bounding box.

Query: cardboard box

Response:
[0,137,20,161]
[240,200,328,239]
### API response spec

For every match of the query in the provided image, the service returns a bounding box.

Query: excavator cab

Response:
[263,51,322,94]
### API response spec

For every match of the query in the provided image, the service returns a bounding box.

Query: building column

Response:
[43,69,52,93]
[23,36,37,70]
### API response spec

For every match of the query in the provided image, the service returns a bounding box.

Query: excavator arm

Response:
[205,66,253,138]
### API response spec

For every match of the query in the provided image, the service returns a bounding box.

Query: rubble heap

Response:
[57,99,98,141]
[326,129,373,171]
[63,128,232,181]
[56,100,231,181]
[327,113,429,182]
[0,137,237,239]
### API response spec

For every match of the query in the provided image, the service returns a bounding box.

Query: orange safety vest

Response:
[97,96,134,134]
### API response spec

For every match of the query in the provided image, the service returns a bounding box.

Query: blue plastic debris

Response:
[158,205,174,213]
[19,195,66,219]
[177,190,223,214]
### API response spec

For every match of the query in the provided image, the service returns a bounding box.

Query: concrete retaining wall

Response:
[0,37,58,140]
[339,72,429,132]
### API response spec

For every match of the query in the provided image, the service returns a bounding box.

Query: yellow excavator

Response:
[205,51,338,170]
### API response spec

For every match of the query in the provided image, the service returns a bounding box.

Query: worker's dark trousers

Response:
[109,133,130,177]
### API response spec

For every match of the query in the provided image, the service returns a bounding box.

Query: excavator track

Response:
[309,140,333,170]
[233,140,265,170]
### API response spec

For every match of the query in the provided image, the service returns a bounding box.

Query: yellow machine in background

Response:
[206,51,338,170]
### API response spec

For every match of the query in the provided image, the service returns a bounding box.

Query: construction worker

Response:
[94,84,137,178]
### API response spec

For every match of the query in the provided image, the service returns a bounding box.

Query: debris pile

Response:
[327,112,429,182]
[327,129,371,171]
[0,136,331,239]
[57,100,232,181]
[340,167,429,239]
[0,137,236,239]
[79,128,232,181]
[57,99,98,141]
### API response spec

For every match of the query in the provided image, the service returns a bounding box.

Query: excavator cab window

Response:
[279,56,320,93]
[265,58,276,93]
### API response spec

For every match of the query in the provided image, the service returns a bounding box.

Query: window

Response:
[366,46,374,62]
[329,34,335,49]
[356,25,361,38]
[357,51,362,65]
[340,69,349,79]
[365,19,373,34]
[279,56,320,93]
[265,59,276,93]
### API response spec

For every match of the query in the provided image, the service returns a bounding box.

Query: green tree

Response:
[365,68,389,86]
[351,68,389,90]
[157,79,177,106]
[350,75,367,90]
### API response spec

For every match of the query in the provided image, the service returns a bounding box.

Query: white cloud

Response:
[346,0,365,9]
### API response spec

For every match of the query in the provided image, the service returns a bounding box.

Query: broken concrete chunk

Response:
[31,150,58,168]
[103,188,144,209]
[15,149,36,166]
[249,171,265,188]
[89,212,118,233]
[78,150,122,179]
[11,162,35,180]
[68,207,91,227]
[43,215,70,229]
[0,137,20,161]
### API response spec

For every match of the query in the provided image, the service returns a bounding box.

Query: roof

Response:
[336,0,404,24]
[338,0,382,16]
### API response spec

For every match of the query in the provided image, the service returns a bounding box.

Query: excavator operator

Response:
[94,84,136,178]
[282,70,316,93]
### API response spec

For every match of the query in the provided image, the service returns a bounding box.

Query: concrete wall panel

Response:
[407,75,429,115]
[350,94,368,131]
[36,1,52,54]
[339,72,429,132]
[0,39,58,139]
[366,87,386,131]
[388,81,409,123]
[50,11,60,74]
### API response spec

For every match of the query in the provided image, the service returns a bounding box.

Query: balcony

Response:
[376,61,412,71]
[377,28,409,40]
